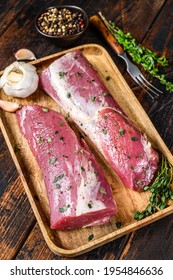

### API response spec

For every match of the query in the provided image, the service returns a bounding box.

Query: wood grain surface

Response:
[0,0,173,260]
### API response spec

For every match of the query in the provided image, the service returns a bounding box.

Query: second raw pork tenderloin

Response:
[40,50,159,191]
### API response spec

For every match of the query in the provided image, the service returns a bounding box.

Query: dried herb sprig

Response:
[134,155,173,221]
[99,12,173,93]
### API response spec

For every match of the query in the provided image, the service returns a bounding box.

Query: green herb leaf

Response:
[65,112,70,120]
[38,136,44,144]
[56,183,61,189]
[88,202,92,209]
[88,234,94,241]
[102,129,107,135]
[90,96,96,102]
[53,173,65,182]
[41,107,49,112]
[131,136,138,141]
[81,166,85,171]
[116,222,122,228]
[59,205,68,213]
[134,155,173,220]
[102,92,107,96]
[119,128,125,136]
[66,92,71,98]
[100,188,107,194]
[59,72,68,79]
[49,157,57,164]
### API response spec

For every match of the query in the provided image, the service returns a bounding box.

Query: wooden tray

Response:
[0,44,173,257]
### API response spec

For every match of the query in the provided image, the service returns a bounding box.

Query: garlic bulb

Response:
[0,61,38,98]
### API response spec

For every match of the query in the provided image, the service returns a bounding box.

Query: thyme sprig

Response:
[134,155,173,221]
[99,12,173,93]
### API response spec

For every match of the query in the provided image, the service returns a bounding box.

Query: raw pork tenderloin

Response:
[39,50,159,191]
[16,105,117,229]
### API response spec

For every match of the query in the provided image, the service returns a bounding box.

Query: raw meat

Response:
[39,50,159,191]
[39,50,124,122]
[16,105,117,229]
[95,108,159,190]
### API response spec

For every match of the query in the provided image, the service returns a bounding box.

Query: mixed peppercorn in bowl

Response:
[35,5,89,47]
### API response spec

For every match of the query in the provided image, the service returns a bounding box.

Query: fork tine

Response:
[136,76,160,98]
[139,74,163,94]
[134,77,155,99]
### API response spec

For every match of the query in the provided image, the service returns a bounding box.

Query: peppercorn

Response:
[37,7,86,37]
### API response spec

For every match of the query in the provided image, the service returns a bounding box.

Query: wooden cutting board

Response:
[0,44,173,257]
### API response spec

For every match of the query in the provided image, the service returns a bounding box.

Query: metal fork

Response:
[120,52,162,99]
[90,15,163,99]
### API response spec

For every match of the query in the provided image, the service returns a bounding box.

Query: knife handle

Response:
[90,15,124,55]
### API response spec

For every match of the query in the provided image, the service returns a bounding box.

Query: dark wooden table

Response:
[0,0,173,260]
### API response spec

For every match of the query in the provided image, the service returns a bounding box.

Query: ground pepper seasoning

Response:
[37,7,85,36]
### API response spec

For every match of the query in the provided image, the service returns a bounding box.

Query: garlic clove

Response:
[0,99,21,112]
[15,48,36,61]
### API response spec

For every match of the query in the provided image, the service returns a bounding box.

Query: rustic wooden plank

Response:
[0,0,58,69]
[148,96,173,150]
[15,223,130,260]
[77,235,130,260]
[0,0,35,37]
[120,214,173,259]
[140,0,173,56]
[15,223,58,260]
[0,133,18,196]
[0,176,36,260]
[120,0,166,42]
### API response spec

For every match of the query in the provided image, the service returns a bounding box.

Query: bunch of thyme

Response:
[134,155,173,221]
[99,12,173,92]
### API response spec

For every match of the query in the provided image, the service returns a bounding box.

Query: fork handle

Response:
[89,15,124,55]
